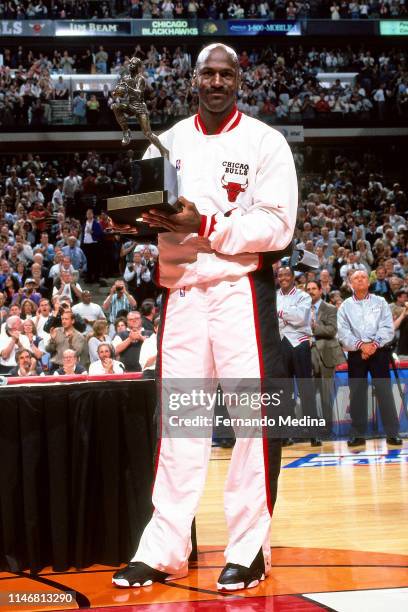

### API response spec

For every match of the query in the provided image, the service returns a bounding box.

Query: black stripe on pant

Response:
[249,268,283,511]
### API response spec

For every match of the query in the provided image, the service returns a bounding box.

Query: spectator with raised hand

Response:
[46,310,87,372]
[88,343,124,375]
[9,348,43,377]
[102,279,136,333]
[112,309,149,372]
[0,315,31,374]
[52,270,82,304]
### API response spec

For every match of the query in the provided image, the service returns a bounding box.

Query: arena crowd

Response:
[1,44,407,126]
[0,0,406,19]
[0,145,407,379]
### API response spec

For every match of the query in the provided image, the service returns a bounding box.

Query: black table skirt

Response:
[0,380,157,573]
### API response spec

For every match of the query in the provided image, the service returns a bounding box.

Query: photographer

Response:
[123,251,152,306]
[43,296,86,334]
[102,280,136,334]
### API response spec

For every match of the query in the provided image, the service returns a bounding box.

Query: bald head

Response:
[195,44,239,73]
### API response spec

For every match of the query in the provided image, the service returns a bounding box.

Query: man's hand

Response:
[129,330,144,343]
[142,196,201,233]
[10,329,20,342]
[361,342,377,360]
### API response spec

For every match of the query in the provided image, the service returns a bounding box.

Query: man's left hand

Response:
[142,196,201,233]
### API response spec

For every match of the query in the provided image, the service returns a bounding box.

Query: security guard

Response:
[337,269,402,446]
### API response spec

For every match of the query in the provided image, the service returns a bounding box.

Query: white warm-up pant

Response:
[132,269,283,575]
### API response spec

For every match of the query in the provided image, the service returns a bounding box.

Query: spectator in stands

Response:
[72,91,87,125]
[390,289,408,357]
[81,208,103,284]
[0,315,30,374]
[112,310,149,372]
[72,289,105,334]
[123,251,152,306]
[102,280,137,331]
[139,315,159,379]
[88,318,112,363]
[88,343,124,375]
[53,348,87,376]
[46,310,87,371]
[61,235,87,275]
[370,265,393,302]
[9,348,43,377]
[53,270,82,304]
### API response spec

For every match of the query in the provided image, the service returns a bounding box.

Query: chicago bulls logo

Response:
[221,175,248,203]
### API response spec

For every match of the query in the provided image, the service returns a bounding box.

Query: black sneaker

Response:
[347,437,366,447]
[217,550,265,591]
[112,562,186,587]
[386,437,403,446]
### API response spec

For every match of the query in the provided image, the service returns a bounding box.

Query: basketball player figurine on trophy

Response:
[112,56,169,159]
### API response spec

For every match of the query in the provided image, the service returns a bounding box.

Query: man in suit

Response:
[306,280,346,437]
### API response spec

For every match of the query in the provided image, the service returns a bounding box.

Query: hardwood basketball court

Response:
[1,439,407,612]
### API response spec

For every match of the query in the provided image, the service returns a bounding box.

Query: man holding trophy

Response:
[112,44,298,592]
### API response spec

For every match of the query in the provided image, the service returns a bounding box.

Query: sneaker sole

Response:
[112,569,188,588]
[216,573,265,592]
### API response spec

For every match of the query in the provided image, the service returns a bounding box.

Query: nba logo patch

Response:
[176,159,181,170]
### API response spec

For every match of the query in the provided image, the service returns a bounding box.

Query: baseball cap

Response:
[25,278,35,285]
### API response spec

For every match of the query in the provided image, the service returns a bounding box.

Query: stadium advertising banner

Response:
[380,21,408,36]
[227,20,302,36]
[0,20,54,36]
[133,20,199,36]
[55,20,132,36]
[275,126,304,143]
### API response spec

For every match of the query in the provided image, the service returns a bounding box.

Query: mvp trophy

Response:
[107,56,178,235]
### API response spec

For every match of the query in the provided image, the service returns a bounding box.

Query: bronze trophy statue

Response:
[112,56,169,159]
[108,56,177,236]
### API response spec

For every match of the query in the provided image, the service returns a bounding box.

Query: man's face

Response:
[9,305,20,316]
[306,282,322,304]
[61,312,74,329]
[351,271,369,293]
[133,253,142,265]
[0,292,4,306]
[278,268,294,291]
[98,345,111,361]
[82,291,91,304]
[18,351,31,370]
[376,267,385,280]
[39,300,50,315]
[127,312,142,331]
[194,47,239,115]
[397,292,408,306]
[25,282,35,293]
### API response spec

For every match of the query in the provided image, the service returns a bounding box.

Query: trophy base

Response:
[107,190,177,226]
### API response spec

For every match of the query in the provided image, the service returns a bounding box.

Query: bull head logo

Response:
[221,174,248,203]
